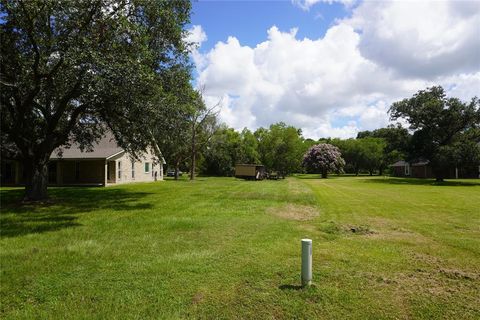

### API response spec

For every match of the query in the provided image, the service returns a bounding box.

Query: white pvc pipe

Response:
[301,239,312,286]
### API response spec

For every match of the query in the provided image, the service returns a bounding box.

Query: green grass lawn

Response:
[1,176,479,319]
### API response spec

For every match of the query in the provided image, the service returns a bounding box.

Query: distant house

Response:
[390,160,411,177]
[411,159,434,179]
[1,133,165,186]
[390,159,479,179]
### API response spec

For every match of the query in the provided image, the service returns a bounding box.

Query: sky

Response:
[185,0,480,139]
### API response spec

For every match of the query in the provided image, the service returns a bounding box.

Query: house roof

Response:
[391,158,431,167]
[411,159,430,166]
[50,132,124,160]
[391,160,408,167]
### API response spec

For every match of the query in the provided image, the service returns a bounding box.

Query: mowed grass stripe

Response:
[1,176,479,319]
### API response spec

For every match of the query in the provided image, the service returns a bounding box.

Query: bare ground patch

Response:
[192,292,205,305]
[266,204,319,221]
[364,267,480,300]
[317,221,376,236]
[358,218,433,244]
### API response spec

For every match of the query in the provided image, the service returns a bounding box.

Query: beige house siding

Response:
[109,149,163,185]
[2,133,165,186]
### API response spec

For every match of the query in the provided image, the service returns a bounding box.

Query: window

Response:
[131,161,135,179]
[405,163,410,176]
[144,162,150,173]
[118,161,122,180]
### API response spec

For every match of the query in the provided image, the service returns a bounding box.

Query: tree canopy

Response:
[255,122,306,175]
[389,86,480,180]
[302,143,345,178]
[0,0,192,199]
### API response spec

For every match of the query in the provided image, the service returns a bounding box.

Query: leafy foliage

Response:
[331,138,385,175]
[389,86,480,180]
[0,0,192,199]
[255,122,306,175]
[200,126,260,176]
[357,124,411,172]
[302,143,345,178]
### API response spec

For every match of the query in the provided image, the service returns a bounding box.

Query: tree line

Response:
[188,122,410,178]
[1,1,478,201]
[189,87,479,182]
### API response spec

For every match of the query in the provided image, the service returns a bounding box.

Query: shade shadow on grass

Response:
[364,178,480,187]
[279,284,304,291]
[293,174,354,180]
[0,187,154,238]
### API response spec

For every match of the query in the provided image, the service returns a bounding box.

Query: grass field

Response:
[1,176,479,319]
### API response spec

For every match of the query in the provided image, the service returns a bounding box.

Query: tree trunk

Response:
[321,169,327,179]
[23,158,49,201]
[174,159,180,180]
[190,127,196,181]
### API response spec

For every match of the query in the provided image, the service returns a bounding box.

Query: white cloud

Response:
[185,25,208,69]
[185,25,207,45]
[292,0,357,11]
[344,1,480,78]
[193,1,480,139]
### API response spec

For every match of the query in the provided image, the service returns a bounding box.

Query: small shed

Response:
[235,164,266,180]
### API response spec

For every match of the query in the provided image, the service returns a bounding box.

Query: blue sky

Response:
[190,1,350,53]
[185,0,480,139]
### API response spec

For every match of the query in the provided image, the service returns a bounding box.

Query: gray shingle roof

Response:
[50,132,124,159]
[391,160,408,167]
[411,159,430,166]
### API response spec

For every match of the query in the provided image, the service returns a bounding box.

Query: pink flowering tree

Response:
[302,143,345,178]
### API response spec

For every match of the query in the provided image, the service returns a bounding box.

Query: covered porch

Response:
[48,159,112,186]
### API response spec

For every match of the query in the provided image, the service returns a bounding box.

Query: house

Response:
[390,159,479,179]
[410,159,434,179]
[390,160,410,177]
[1,133,165,186]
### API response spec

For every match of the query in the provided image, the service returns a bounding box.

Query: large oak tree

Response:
[0,0,191,200]
[389,86,480,181]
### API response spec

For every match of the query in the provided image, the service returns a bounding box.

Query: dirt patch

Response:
[347,225,375,235]
[439,268,479,280]
[411,252,444,266]
[317,221,375,236]
[364,267,480,299]
[366,228,434,245]
[267,204,319,221]
[192,292,204,305]
[395,268,480,298]
[410,253,479,280]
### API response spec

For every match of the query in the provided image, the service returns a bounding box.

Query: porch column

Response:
[104,160,108,186]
